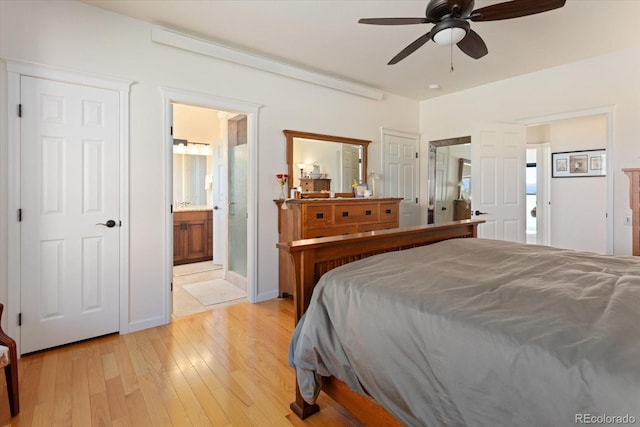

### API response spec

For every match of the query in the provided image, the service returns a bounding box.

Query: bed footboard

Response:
[278,220,484,422]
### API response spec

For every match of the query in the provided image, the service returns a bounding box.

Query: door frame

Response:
[4,59,132,351]
[518,106,614,254]
[161,87,261,323]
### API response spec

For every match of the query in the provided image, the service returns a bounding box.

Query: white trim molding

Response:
[3,58,133,351]
[161,87,262,324]
[152,27,384,101]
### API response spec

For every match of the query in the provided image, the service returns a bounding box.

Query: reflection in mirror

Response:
[173,139,211,207]
[284,130,370,194]
[459,158,471,199]
[428,136,471,224]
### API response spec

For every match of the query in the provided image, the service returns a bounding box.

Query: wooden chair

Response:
[0,304,19,416]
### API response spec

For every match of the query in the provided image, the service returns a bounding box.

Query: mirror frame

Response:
[283,130,371,186]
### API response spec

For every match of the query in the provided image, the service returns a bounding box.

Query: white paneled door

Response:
[471,122,526,242]
[383,129,419,227]
[20,76,120,354]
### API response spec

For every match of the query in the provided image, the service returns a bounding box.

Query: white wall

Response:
[0,1,419,330]
[549,116,607,253]
[419,46,640,255]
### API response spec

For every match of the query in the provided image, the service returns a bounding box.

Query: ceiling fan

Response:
[359,0,566,64]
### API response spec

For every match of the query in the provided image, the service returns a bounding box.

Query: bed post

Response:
[290,385,320,419]
[287,250,321,418]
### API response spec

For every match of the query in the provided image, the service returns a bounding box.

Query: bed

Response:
[278,220,640,426]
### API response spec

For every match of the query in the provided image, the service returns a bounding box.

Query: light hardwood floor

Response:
[0,299,362,426]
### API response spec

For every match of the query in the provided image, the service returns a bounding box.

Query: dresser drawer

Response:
[379,202,399,222]
[358,221,398,233]
[304,225,358,239]
[304,205,333,227]
[334,203,379,224]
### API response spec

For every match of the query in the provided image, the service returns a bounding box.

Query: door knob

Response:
[97,220,117,228]
[213,206,220,210]
[474,210,489,216]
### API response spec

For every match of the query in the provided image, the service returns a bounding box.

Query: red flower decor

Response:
[276,174,289,185]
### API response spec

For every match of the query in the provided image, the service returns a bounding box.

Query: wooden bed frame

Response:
[277,220,484,425]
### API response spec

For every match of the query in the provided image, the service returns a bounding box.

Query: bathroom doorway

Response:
[171,103,248,317]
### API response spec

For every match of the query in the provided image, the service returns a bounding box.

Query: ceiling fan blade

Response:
[388,32,432,65]
[457,29,488,59]
[470,0,566,22]
[358,17,430,25]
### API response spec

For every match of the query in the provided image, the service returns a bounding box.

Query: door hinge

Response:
[170,204,173,214]
[415,197,418,203]
[18,313,22,326]
[18,104,22,117]
[170,282,173,292]
[18,208,22,222]
[170,126,173,136]
[415,152,419,159]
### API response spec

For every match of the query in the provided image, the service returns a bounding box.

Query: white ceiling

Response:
[82,0,640,101]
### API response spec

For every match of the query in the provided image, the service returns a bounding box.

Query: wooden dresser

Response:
[623,168,640,256]
[275,198,401,296]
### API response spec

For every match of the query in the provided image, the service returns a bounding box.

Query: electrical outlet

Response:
[624,215,632,226]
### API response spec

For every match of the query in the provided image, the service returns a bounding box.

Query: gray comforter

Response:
[289,238,640,426]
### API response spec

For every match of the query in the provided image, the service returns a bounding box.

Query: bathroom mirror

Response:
[284,130,370,193]
[173,153,208,207]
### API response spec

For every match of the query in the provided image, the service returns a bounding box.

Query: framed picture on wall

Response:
[552,149,606,178]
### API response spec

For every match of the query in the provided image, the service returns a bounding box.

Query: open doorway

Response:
[526,114,608,253]
[171,103,248,317]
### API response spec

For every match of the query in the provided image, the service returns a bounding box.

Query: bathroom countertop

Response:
[174,205,212,212]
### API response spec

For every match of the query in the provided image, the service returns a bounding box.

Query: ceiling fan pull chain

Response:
[450,38,455,72]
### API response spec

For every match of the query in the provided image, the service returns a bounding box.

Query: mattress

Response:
[289,238,640,426]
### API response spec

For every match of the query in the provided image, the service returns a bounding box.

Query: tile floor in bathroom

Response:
[172,261,247,318]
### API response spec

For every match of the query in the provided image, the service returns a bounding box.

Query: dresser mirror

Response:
[284,130,370,193]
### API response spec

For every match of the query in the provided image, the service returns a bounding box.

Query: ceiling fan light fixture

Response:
[431,19,470,45]
[433,26,467,45]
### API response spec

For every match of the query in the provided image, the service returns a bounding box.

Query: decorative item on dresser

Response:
[623,168,640,255]
[173,209,214,265]
[299,178,331,192]
[274,197,401,297]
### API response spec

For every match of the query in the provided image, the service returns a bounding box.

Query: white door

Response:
[383,129,419,227]
[20,76,121,353]
[471,122,526,242]
[341,144,360,192]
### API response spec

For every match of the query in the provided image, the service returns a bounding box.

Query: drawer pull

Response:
[385,209,392,214]
[365,210,372,215]
[342,211,349,217]
[316,213,324,219]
